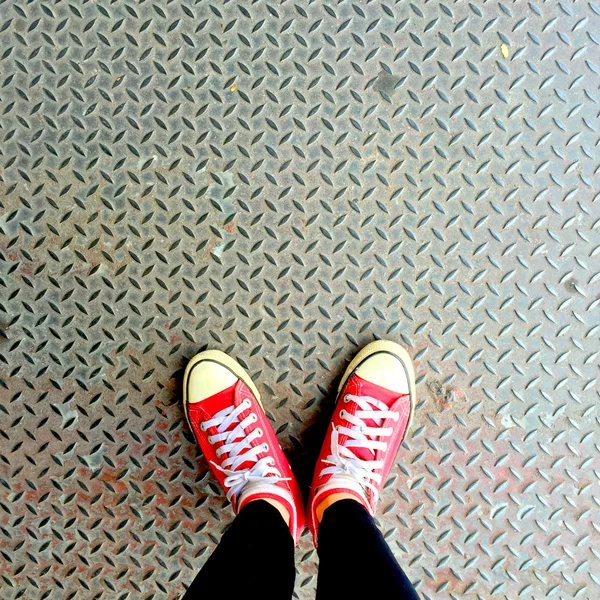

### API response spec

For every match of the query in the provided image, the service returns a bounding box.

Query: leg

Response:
[183,500,295,600]
[316,499,419,600]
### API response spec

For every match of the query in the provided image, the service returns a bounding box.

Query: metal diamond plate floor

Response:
[1,1,599,598]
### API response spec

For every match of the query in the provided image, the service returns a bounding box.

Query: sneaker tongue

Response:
[343,375,401,462]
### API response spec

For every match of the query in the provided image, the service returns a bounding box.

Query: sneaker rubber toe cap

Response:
[354,352,410,395]
[187,361,238,403]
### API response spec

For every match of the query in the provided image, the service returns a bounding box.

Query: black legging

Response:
[183,499,420,599]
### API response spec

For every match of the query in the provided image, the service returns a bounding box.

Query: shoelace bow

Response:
[322,393,400,497]
[201,399,289,501]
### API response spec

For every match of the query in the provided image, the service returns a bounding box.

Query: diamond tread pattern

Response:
[0,1,599,599]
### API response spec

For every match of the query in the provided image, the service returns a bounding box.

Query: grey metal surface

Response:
[1,0,599,598]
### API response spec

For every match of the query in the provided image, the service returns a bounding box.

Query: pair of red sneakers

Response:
[183,341,415,545]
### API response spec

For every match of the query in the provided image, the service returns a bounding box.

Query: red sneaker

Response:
[307,341,415,545]
[183,350,305,544]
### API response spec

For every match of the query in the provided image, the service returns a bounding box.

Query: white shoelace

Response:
[321,393,400,497]
[202,398,288,501]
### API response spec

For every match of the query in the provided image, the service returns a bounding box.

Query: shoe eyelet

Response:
[339,409,346,418]
[262,443,269,453]
[200,423,208,432]
[255,428,263,437]
[207,435,214,444]
[250,413,258,423]
[243,398,252,408]
[343,395,350,403]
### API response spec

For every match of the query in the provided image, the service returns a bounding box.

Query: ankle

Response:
[246,497,291,526]
[316,492,360,522]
